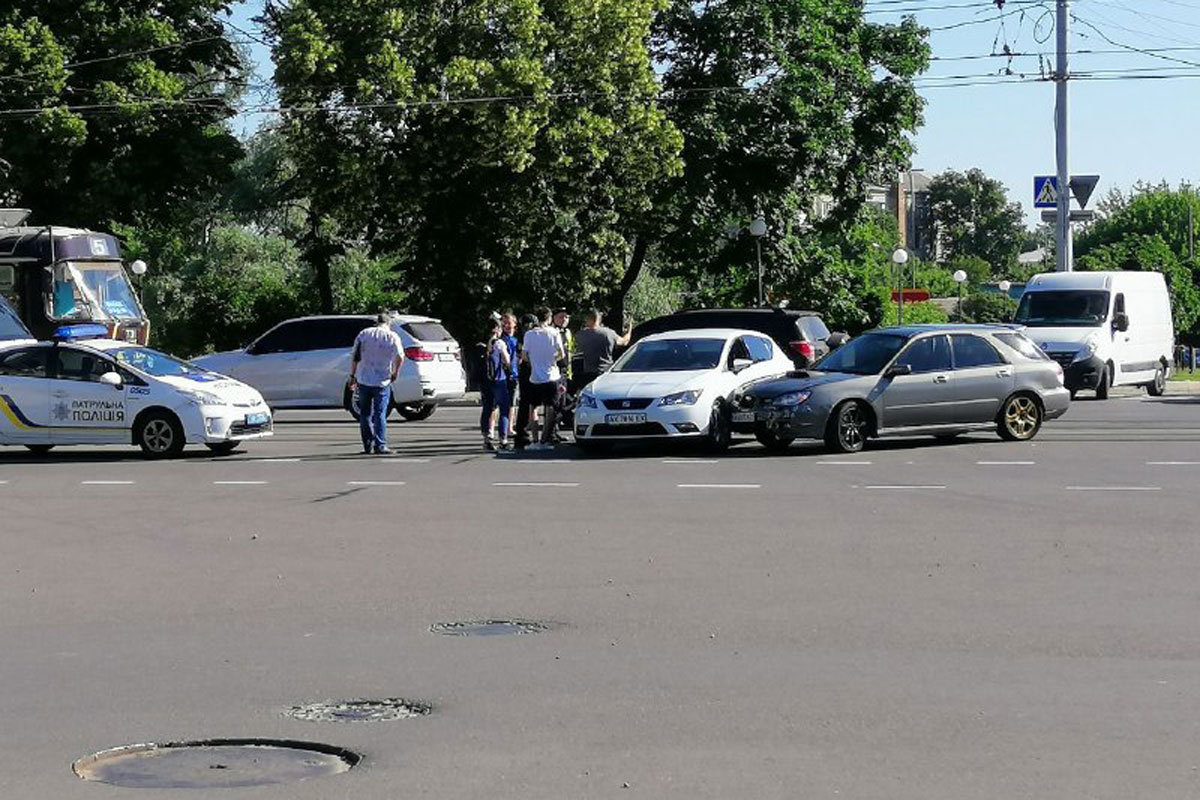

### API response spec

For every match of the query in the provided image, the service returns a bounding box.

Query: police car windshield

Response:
[111,347,209,378]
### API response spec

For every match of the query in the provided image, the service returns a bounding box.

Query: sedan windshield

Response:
[1015,290,1109,327]
[614,338,725,372]
[811,333,907,375]
[111,346,210,378]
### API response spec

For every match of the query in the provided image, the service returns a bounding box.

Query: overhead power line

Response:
[0,35,247,84]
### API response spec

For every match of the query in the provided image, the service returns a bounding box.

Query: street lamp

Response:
[749,216,767,307]
[953,269,968,321]
[998,279,1012,297]
[891,248,909,324]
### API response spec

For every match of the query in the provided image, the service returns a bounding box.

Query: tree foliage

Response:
[922,168,1024,274]
[0,0,245,228]
[648,1,930,309]
[266,0,683,334]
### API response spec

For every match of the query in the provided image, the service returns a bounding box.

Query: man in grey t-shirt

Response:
[574,308,631,391]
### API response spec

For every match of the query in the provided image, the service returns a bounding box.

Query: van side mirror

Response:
[885,363,913,378]
[1114,313,1129,332]
[99,371,123,389]
[731,358,753,373]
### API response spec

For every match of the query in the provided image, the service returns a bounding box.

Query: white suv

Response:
[192,315,466,419]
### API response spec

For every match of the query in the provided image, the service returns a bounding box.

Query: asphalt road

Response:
[2,391,1200,799]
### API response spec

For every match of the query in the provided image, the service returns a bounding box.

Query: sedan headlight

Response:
[182,389,226,406]
[771,390,812,407]
[659,389,703,406]
[579,392,598,409]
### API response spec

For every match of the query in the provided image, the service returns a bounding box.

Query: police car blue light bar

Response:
[52,323,111,341]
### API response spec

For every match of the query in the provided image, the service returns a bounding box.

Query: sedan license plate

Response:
[731,411,755,424]
[605,413,647,425]
[438,353,456,361]
[246,412,270,426]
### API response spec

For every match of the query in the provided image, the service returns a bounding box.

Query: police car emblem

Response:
[52,401,71,421]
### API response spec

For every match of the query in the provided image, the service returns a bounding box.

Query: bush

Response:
[962,291,1017,324]
[878,299,949,327]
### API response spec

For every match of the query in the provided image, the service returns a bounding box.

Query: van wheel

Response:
[1095,364,1110,400]
[1147,366,1166,396]
[998,394,1042,441]
[397,403,436,421]
[137,411,185,458]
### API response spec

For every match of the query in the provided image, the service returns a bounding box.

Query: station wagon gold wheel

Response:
[999,394,1042,441]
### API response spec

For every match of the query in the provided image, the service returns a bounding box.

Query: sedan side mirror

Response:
[1114,313,1129,332]
[826,332,849,349]
[731,358,753,373]
[99,371,123,389]
[884,363,913,378]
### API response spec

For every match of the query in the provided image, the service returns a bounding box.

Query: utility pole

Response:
[1055,0,1072,272]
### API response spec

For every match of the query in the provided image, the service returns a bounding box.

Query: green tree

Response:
[1076,185,1200,341]
[646,1,930,311]
[922,168,1024,274]
[0,0,245,229]
[266,0,683,334]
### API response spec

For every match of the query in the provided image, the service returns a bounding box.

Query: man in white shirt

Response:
[521,306,565,449]
[349,313,405,455]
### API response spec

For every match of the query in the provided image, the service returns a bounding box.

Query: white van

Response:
[1014,271,1174,399]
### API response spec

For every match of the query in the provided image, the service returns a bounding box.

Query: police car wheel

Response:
[24,444,54,455]
[137,412,185,458]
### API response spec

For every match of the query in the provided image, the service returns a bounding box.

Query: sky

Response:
[227,0,1200,228]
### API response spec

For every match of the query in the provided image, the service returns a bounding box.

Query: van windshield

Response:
[1015,290,1109,327]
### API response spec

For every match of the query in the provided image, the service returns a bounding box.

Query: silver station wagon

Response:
[732,325,1071,452]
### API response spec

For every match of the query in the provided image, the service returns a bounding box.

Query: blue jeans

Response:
[358,384,390,452]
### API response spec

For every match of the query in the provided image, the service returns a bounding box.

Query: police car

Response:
[0,325,272,457]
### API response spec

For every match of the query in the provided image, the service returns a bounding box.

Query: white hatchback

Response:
[192,315,466,420]
[573,328,794,451]
[0,326,272,458]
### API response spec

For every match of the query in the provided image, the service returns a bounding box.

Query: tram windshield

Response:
[50,262,142,321]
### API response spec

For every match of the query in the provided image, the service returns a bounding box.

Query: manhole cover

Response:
[430,619,550,636]
[72,739,359,789]
[285,698,431,722]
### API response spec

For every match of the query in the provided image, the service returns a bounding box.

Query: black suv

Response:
[630,308,848,369]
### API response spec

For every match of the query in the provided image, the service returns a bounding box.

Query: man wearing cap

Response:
[349,312,405,455]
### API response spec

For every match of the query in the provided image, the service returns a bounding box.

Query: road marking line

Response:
[1065,486,1161,492]
[347,480,406,486]
[213,480,268,486]
[512,459,572,464]
[1146,461,1200,466]
[251,458,301,463]
[817,460,873,465]
[379,458,430,463]
[81,480,135,485]
[493,482,579,487]
[0,480,8,485]
[663,459,720,464]
[977,461,1036,465]
[864,485,946,490]
[677,483,761,489]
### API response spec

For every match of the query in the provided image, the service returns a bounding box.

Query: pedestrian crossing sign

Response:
[1034,176,1059,208]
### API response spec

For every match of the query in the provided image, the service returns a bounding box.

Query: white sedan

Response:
[0,325,272,458]
[573,328,794,451]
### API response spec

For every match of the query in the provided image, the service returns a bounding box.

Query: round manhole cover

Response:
[285,698,431,722]
[72,739,359,789]
[430,619,550,637]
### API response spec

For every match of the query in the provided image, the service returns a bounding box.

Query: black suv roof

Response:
[631,308,827,343]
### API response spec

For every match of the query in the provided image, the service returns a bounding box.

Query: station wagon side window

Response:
[54,347,118,382]
[894,335,952,373]
[950,335,1006,369]
[745,336,774,362]
[0,346,51,378]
